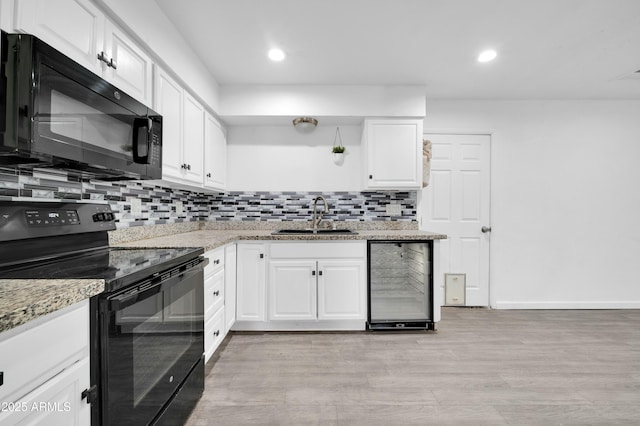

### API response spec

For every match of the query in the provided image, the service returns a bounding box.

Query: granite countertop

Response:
[1,227,446,335]
[113,229,447,251]
[0,279,104,333]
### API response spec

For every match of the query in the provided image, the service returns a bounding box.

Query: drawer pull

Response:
[213,290,220,296]
[214,259,220,265]
[0,371,3,387]
[213,330,220,337]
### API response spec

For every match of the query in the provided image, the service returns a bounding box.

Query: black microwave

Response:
[0,31,162,180]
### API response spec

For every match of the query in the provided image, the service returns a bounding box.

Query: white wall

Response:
[220,85,426,119]
[227,125,362,191]
[425,100,640,309]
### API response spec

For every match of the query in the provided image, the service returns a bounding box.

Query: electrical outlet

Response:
[130,198,142,215]
[386,204,402,216]
[175,201,184,215]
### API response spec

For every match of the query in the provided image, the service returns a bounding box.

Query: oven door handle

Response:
[108,262,204,311]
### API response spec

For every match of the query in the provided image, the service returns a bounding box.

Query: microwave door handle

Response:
[132,117,152,164]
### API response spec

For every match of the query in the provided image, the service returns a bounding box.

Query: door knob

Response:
[481,226,492,233]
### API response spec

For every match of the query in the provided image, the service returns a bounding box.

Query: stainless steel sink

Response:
[271,229,358,235]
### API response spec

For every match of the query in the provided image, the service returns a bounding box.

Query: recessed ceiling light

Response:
[268,48,285,62]
[478,50,497,63]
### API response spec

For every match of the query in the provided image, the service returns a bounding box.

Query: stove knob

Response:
[93,213,105,222]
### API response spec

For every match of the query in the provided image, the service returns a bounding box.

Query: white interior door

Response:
[422,133,491,307]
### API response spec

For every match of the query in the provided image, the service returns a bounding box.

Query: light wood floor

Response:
[186,308,640,425]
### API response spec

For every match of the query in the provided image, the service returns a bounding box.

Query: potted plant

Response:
[332,127,345,165]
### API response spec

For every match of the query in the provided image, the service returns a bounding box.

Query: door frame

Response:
[419,128,494,308]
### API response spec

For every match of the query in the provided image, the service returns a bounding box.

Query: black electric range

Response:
[0,201,206,426]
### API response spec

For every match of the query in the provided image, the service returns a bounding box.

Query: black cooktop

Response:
[0,201,205,293]
[0,246,203,293]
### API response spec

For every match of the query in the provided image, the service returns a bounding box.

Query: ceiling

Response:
[155,0,640,99]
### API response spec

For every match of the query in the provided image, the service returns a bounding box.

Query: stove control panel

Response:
[25,208,81,226]
[0,201,116,242]
[93,212,115,222]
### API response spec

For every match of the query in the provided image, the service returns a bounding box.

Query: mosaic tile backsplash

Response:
[0,168,417,228]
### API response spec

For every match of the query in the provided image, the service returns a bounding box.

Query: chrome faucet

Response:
[312,196,329,231]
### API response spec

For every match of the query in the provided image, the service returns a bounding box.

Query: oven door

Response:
[97,260,204,426]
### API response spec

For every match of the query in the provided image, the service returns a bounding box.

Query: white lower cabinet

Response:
[234,241,366,331]
[269,260,317,320]
[317,260,366,320]
[203,246,226,363]
[204,308,225,362]
[224,244,237,333]
[235,243,267,322]
[0,300,91,426]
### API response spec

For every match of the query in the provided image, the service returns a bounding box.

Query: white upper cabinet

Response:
[14,0,105,75]
[154,67,225,190]
[102,21,153,106]
[363,118,423,189]
[203,112,227,191]
[154,67,184,180]
[154,67,206,186]
[14,0,153,106]
[182,92,205,184]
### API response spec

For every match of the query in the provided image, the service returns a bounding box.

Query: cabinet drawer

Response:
[0,300,89,402]
[204,269,224,320]
[204,247,225,277]
[204,308,225,363]
[0,357,90,426]
[270,241,366,259]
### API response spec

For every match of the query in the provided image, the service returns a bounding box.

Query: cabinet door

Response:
[236,244,267,322]
[365,119,422,189]
[154,67,184,180]
[224,245,237,333]
[203,112,227,190]
[317,260,366,320]
[0,300,89,403]
[204,308,225,363]
[268,260,317,320]
[103,21,153,106]
[14,0,105,76]
[182,92,205,184]
[0,357,90,426]
[204,268,225,320]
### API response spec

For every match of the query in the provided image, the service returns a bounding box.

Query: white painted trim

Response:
[494,301,640,310]
[423,128,494,136]
[232,320,366,331]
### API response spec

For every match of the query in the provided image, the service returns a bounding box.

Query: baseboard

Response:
[493,301,640,309]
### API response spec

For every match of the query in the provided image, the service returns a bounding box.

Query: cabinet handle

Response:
[186,164,191,171]
[213,330,220,337]
[181,163,186,169]
[319,270,323,276]
[97,51,109,64]
[214,259,220,265]
[97,52,117,69]
[0,371,3,386]
[207,173,212,178]
[81,385,98,405]
[312,270,316,276]
[259,253,264,259]
[369,174,373,179]
[213,290,220,296]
